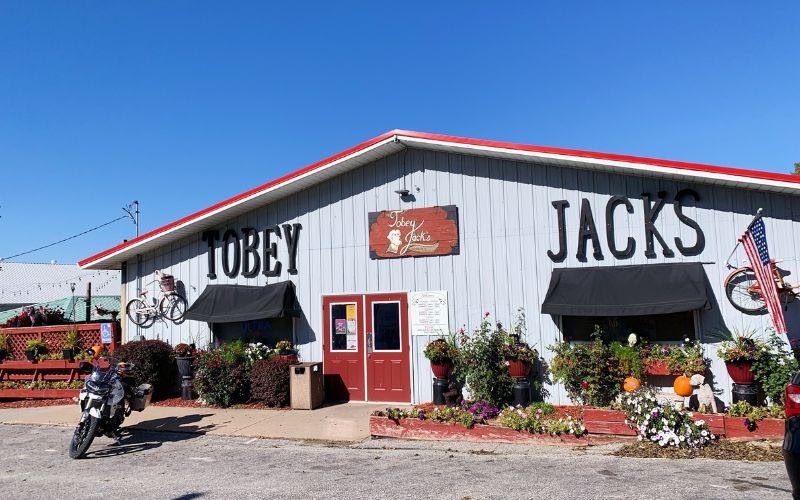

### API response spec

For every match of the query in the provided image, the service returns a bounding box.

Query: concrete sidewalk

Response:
[0,402,391,443]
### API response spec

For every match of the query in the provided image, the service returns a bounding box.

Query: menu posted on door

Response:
[408,291,449,337]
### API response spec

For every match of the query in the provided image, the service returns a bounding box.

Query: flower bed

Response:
[370,403,784,444]
[369,416,605,445]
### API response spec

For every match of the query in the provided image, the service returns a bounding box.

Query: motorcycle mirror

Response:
[78,361,93,374]
[85,348,95,356]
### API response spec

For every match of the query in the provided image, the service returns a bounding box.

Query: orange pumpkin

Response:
[623,377,641,392]
[673,375,693,397]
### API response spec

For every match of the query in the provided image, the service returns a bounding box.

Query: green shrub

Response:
[116,339,177,399]
[752,331,798,406]
[457,313,514,407]
[549,325,622,407]
[250,357,292,407]
[609,342,645,379]
[195,341,249,407]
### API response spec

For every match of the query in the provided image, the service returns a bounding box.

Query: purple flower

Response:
[743,418,750,429]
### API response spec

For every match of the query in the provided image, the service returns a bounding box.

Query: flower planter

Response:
[277,353,298,364]
[725,361,754,384]
[62,348,74,362]
[644,359,705,376]
[507,359,531,379]
[0,348,6,361]
[430,362,453,379]
[25,349,36,362]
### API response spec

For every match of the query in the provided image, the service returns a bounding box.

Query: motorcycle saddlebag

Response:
[131,384,153,412]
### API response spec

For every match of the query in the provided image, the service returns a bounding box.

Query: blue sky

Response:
[1,1,798,265]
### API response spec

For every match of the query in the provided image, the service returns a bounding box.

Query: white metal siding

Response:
[124,149,800,404]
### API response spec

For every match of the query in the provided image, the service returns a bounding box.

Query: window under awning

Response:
[541,262,710,317]
[184,281,300,323]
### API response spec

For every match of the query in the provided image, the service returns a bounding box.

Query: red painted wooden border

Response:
[370,407,785,444]
[0,389,78,399]
[369,416,603,445]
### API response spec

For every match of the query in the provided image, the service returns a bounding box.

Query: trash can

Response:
[290,362,325,410]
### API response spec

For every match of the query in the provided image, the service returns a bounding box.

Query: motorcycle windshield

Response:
[90,356,120,385]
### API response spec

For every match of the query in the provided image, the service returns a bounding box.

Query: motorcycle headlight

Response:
[86,380,110,395]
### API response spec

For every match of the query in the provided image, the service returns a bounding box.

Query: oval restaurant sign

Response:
[368,206,459,259]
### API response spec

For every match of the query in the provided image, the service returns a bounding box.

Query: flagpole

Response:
[724,207,764,268]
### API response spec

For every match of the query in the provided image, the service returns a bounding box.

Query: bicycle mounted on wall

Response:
[723,208,800,314]
[125,271,188,325]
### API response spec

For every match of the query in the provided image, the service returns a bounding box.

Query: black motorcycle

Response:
[68,354,153,459]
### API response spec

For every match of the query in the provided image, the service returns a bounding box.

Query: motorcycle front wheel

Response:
[68,415,98,459]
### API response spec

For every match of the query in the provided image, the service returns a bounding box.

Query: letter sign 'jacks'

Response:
[576,198,603,261]
[642,192,675,258]
[547,200,570,262]
[605,196,635,259]
[673,189,705,256]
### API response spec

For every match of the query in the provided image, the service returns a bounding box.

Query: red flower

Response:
[580,381,588,390]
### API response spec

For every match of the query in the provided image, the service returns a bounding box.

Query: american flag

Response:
[741,218,787,334]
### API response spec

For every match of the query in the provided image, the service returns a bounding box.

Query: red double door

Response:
[322,293,411,403]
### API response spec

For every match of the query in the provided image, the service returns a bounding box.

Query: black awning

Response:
[184,281,299,323]
[541,262,710,317]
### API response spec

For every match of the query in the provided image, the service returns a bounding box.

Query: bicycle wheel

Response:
[126,298,150,326]
[159,293,188,321]
[725,268,767,314]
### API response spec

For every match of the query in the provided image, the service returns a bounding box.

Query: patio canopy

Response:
[184,281,299,323]
[541,262,710,317]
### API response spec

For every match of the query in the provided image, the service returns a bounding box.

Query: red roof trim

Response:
[78,130,398,267]
[78,129,800,267]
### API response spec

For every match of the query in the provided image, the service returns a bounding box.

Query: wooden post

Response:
[85,282,92,322]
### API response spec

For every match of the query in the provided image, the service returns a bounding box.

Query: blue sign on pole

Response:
[100,323,112,344]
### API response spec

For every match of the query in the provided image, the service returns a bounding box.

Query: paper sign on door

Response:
[345,303,357,349]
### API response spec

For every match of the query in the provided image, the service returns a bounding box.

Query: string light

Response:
[0,269,120,298]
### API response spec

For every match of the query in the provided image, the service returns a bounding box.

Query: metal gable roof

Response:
[78,129,800,270]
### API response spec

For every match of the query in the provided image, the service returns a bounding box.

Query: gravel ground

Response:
[0,424,793,499]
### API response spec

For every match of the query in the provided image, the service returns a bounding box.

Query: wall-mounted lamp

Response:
[394,189,410,197]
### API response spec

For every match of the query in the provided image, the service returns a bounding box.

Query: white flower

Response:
[628,333,638,347]
[701,430,708,437]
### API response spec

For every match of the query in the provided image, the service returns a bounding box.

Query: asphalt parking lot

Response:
[0,424,791,499]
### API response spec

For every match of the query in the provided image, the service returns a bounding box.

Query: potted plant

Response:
[174,342,197,377]
[63,326,79,362]
[0,331,7,362]
[503,341,539,379]
[25,338,47,362]
[667,338,706,376]
[641,342,674,375]
[718,334,761,384]
[275,340,298,364]
[423,338,459,379]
